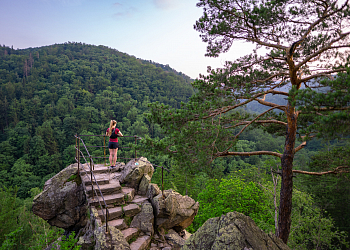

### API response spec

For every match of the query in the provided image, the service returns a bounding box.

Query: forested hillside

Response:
[0,41,349,250]
[0,42,194,198]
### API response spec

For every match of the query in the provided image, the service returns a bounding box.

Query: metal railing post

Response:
[77,134,80,173]
[134,135,137,159]
[104,135,106,166]
[106,208,109,233]
[75,134,78,160]
[162,167,164,199]
[90,156,94,200]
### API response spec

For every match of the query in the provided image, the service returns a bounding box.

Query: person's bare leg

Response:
[109,148,114,166]
[113,149,118,166]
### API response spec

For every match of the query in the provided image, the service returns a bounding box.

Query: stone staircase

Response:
[79,163,152,250]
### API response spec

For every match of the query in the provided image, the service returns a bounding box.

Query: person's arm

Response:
[117,131,123,137]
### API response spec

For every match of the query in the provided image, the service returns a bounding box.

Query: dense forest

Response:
[0,42,349,249]
[0,42,195,249]
[0,42,194,197]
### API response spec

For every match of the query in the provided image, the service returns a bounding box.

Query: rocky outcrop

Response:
[119,157,154,193]
[181,211,290,250]
[152,189,199,232]
[32,163,87,230]
[33,158,196,250]
[33,158,290,250]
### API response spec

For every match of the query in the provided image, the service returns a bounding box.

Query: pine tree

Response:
[145,0,350,243]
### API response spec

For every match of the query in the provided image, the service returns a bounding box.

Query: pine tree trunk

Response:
[277,102,298,243]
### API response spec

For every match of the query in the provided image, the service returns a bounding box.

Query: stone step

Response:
[108,218,127,230]
[86,180,121,196]
[98,206,123,222]
[80,164,109,175]
[80,163,123,175]
[121,187,135,202]
[90,192,125,207]
[81,174,109,186]
[131,195,148,205]
[121,228,139,241]
[129,235,151,250]
[123,204,141,217]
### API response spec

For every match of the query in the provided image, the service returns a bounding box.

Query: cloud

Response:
[113,2,122,8]
[153,0,177,10]
[112,2,137,19]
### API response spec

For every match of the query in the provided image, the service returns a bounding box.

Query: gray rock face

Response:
[165,229,186,250]
[95,226,131,250]
[152,189,199,232]
[138,174,151,195]
[181,211,291,250]
[119,157,154,191]
[147,183,161,200]
[32,164,87,229]
[130,200,154,235]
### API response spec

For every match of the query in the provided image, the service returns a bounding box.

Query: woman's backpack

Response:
[109,128,119,139]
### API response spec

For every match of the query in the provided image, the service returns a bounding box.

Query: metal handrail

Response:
[74,134,110,233]
[74,133,171,220]
[78,134,141,165]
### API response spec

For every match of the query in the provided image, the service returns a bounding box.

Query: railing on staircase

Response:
[74,133,171,234]
[74,134,111,233]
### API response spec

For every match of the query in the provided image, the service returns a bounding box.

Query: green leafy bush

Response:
[189,176,274,233]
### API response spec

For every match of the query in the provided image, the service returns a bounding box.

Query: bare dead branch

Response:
[225,119,287,129]
[314,106,350,111]
[216,150,282,158]
[293,166,350,176]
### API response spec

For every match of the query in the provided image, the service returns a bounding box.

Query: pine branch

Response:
[299,68,347,83]
[294,141,307,153]
[295,32,350,70]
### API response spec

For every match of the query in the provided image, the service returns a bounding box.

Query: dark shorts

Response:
[108,142,119,149]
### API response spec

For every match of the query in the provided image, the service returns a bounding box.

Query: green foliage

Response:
[0,227,23,250]
[0,42,194,198]
[29,228,64,250]
[289,189,349,250]
[190,176,274,233]
[127,235,138,245]
[56,231,81,250]
[0,187,63,250]
[298,143,350,241]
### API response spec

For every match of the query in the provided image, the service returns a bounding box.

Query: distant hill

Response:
[0,42,194,132]
[0,42,194,198]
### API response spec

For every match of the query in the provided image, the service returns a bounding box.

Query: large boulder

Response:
[181,211,290,250]
[119,157,154,192]
[32,163,87,230]
[130,200,154,235]
[151,189,199,232]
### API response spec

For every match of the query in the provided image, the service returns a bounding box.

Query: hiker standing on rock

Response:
[106,120,123,168]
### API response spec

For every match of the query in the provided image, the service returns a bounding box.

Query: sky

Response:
[1,0,255,79]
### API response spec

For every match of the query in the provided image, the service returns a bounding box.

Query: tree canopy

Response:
[146,0,350,243]
[0,42,194,199]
